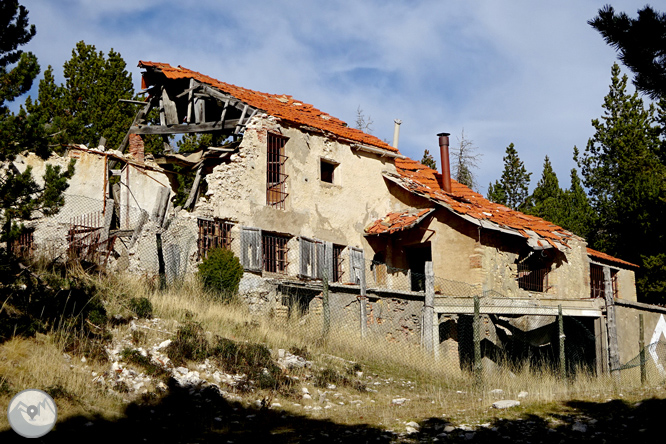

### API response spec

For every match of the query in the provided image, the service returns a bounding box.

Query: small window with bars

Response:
[590,263,618,299]
[517,263,549,292]
[267,133,289,209]
[516,251,552,293]
[197,218,234,260]
[263,232,290,274]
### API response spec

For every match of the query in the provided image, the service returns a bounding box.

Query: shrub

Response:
[129,297,153,319]
[197,248,243,300]
[165,322,210,365]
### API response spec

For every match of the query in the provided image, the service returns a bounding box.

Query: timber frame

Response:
[117,65,262,209]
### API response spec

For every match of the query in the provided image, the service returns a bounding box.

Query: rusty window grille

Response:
[11,230,34,258]
[517,263,549,292]
[263,232,289,274]
[266,133,288,209]
[67,211,116,267]
[590,264,618,299]
[197,218,234,260]
[333,244,345,282]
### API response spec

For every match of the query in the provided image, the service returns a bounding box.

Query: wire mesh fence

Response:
[11,194,666,395]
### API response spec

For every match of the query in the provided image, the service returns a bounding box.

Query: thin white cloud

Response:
[13,0,647,192]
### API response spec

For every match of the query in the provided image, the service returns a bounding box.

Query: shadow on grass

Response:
[1,378,398,443]
[2,382,663,443]
[417,397,663,443]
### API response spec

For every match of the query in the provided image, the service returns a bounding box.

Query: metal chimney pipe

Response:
[392,119,402,149]
[438,132,451,193]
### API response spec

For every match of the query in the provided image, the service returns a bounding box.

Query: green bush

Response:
[197,248,243,300]
[165,322,210,365]
[129,297,153,319]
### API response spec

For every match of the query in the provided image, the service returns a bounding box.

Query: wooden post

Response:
[322,273,330,338]
[603,266,621,382]
[639,314,647,385]
[473,294,482,387]
[558,304,566,378]
[183,164,204,210]
[423,261,435,354]
[359,251,368,338]
[156,232,166,290]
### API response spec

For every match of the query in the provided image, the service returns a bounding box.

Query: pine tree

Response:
[26,41,135,150]
[0,1,74,255]
[487,180,506,206]
[173,133,213,207]
[560,164,595,239]
[589,5,666,100]
[526,156,563,223]
[489,143,531,210]
[580,63,666,303]
[421,149,437,170]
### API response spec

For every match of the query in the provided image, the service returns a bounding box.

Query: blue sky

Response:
[16,0,647,193]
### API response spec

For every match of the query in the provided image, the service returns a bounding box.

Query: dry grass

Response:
[2,271,664,435]
[0,334,124,432]
[132,275,663,425]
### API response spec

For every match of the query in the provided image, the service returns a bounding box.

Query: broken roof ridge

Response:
[139,61,398,154]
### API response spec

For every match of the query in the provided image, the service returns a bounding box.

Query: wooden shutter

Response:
[299,237,316,278]
[240,227,262,271]
[349,247,364,284]
[317,241,333,281]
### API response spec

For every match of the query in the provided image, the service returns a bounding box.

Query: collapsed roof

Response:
[137,61,398,155]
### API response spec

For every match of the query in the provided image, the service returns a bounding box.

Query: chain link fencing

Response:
[13,194,666,396]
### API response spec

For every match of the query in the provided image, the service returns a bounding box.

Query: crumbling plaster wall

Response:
[195,114,404,253]
[306,291,423,345]
[615,306,665,368]
[119,163,173,229]
[10,149,108,257]
[615,269,637,302]
[479,230,590,299]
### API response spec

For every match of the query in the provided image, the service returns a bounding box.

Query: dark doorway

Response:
[406,243,431,292]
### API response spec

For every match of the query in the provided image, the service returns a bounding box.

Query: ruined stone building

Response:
[8,61,666,377]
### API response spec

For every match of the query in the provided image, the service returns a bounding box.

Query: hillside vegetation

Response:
[1,264,664,442]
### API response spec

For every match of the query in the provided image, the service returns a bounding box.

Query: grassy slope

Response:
[1,273,665,442]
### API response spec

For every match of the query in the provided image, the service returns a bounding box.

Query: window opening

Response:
[516,250,551,292]
[263,232,290,273]
[320,159,337,184]
[406,243,432,292]
[333,244,346,283]
[590,263,618,299]
[197,218,234,260]
[267,133,288,209]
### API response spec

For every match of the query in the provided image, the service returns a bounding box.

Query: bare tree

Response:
[452,129,482,190]
[355,105,374,134]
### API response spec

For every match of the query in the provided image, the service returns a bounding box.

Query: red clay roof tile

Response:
[587,248,639,268]
[365,208,435,235]
[138,61,397,154]
[390,157,576,249]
